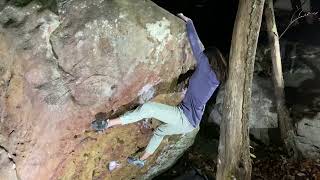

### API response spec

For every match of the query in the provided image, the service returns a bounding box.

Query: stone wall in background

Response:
[209,43,320,159]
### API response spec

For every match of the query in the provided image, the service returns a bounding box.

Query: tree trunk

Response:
[264,0,298,158]
[216,0,265,179]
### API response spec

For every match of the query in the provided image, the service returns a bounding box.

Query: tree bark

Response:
[216,0,265,179]
[264,0,298,158]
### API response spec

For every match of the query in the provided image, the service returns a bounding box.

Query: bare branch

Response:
[279,11,318,39]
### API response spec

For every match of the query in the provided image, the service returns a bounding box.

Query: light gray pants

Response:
[120,102,194,154]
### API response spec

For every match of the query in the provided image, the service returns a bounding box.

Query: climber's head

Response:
[204,47,228,83]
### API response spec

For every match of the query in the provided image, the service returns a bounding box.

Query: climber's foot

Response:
[127,157,145,168]
[91,117,109,132]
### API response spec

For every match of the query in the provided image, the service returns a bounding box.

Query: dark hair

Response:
[204,47,228,83]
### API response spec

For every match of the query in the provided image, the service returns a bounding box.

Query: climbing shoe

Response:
[127,157,145,168]
[91,117,109,132]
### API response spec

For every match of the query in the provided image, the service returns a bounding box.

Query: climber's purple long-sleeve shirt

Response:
[179,20,220,127]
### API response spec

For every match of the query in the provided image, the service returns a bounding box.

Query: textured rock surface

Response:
[284,44,320,159]
[141,125,199,180]
[0,148,18,180]
[209,43,320,158]
[209,76,278,145]
[0,0,197,179]
[296,113,320,158]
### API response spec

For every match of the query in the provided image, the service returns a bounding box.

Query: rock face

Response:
[141,126,199,180]
[209,43,320,158]
[0,148,18,180]
[284,44,320,158]
[209,76,279,145]
[0,0,197,179]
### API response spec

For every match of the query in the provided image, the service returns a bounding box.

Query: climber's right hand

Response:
[177,13,191,22]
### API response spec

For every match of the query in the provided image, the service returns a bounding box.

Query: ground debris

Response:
[156,143,320,180]
[252,157,320,180]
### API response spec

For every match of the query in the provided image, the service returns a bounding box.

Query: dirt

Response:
[155,123,320,180]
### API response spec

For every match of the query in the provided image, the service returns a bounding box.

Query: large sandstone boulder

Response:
[0,148,18,180]
[0,0,197,179]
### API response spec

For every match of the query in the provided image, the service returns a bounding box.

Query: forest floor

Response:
[155,123,320,180]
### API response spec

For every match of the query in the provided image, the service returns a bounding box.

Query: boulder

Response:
[284,44,320,158]
[209,76,279,145]
[296,113,320,159]
[0,0,197,179]
[0,148,18,180]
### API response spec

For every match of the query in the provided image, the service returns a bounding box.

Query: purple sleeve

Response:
[186,20,204,63]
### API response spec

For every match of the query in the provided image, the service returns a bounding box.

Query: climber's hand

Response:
[177,13,191,22]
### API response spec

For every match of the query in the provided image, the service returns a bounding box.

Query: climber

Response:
[91,13,227,168]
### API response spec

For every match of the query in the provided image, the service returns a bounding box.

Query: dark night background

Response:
[152,0,320,54]
[152,0,238,55]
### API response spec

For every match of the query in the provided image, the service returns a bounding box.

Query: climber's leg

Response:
[108,102,183,128]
